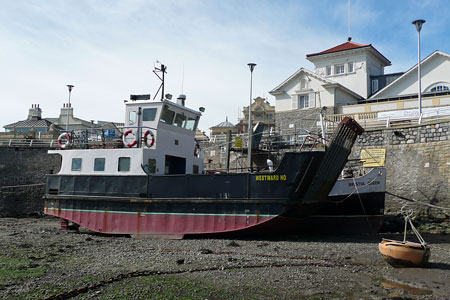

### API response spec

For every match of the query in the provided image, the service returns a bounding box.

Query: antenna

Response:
[347,0,351,41]
[153,61,167,101]
[181,62,185,94]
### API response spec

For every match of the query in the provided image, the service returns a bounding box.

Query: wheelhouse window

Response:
[71,158,82,171]
[129,111,136,125]
[185,117,197,131]
[160,106,175,125]
[94,158,105,171]
[335,64,345,75]
[118,157,130,172]
[143,108,157,121]
[174,113,187,128]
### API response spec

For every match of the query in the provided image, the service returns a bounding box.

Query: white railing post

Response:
[386,117,390,128]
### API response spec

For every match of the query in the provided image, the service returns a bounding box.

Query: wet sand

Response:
[1,217,449,300]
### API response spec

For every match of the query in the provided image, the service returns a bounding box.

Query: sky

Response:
[1,0,450,133]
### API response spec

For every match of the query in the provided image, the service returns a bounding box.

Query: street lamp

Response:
[66,84,74,132]
[412,19,425,124]
[247,63,256,172]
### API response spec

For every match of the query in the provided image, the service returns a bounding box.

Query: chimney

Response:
[28,104,42,120]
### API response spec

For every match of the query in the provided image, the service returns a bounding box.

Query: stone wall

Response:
[351,121,450,218]
[0,147,61,216]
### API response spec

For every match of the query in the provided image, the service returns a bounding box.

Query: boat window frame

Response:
[174,113,187,128]
[129,110,137,125]
[147,158,156,174]
[160,105,176,125]
[118,157,131,172]
[94,157,106,172]
[71,158,82,171]
[142,108,158,122]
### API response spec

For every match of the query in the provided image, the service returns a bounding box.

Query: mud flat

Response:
[1,217,449,300]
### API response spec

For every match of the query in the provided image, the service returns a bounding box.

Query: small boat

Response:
[379,239,430,267]
[379,207,430,267]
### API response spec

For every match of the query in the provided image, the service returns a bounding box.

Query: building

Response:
[240,97,275,133]
[3,104,57,133]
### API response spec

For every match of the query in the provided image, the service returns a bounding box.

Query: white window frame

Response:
[372,79,379,93]
[335,64,345,75]
[299,94,309,109]
[348,62,354,73]
[326,66,332,76]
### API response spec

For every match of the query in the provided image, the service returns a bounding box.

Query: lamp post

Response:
[247,63,256,172]
[412,19,425,124]
[66,85,74,132]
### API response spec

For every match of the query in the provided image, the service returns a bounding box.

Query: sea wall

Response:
[0,147,60,216]
[351,121,450,219]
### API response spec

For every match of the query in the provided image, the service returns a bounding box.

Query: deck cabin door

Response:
[165,155,186,174]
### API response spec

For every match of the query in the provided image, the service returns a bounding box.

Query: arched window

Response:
[300,78,307,90]
[425,82,450,92]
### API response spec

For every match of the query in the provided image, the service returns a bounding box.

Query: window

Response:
[335,64,345,75]
[147,159,156,174]
[160,106,175,124]
[300,78,307,90]
[326,66,332,76]
[348,62,354,73]
[71,158,82,171]
[299,95,309,109]
[185,117,197,131]
[174,113,186,128]
[430,85,449,92]
[94,158,105,171]
[143,108,157,121]
[129,111,136,125]
[193,165,199,174]
[372,79,379,93]
[118,157,130,172]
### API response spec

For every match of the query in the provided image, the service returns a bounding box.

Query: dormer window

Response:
[326,66,332,76]
[426,82,450,92]
[335,64,345,75]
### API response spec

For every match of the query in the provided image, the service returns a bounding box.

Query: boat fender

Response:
[194,141,200,157]
[57,132,71,149]
[123,129,137,147]
[143,130,155,148]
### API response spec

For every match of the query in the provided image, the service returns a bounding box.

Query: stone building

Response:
[240,97,275,133]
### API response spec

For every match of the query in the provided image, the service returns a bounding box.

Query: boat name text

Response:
[255,175,287,181]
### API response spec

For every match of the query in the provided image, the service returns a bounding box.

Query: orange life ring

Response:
[57,132,71,149]
[194,141,200,157]
[143,130,155,148]
[122,129,137,147]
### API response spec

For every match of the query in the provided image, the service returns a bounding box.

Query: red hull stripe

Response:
[45,207,277,235]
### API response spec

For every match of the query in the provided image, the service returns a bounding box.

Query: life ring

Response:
[143,130,155,148]
[194,141,200,157]
[57,132,71,149]
[122,129,137,147]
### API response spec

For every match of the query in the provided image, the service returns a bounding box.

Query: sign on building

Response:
[235,136,243,148]
[360,148,386,167]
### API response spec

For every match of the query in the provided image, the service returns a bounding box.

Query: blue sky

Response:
[1,0,449,132]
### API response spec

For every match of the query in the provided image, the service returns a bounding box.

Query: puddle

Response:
[381,280,433,295]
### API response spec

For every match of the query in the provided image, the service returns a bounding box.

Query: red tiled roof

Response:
[306,41,370,57]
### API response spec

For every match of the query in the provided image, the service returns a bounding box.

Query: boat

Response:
[379,207,430,267]
[379,239,430,267]
[44,68,364,238]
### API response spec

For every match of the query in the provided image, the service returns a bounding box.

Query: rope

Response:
[1,183,46,189]
[401,206,427,247]
[326,174,380,204]
[387,191,450,211]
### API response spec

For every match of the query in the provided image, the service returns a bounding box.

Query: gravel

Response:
[1,217,449,300]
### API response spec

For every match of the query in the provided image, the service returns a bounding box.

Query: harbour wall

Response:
[350,120,450,219]
[0,147,60,216]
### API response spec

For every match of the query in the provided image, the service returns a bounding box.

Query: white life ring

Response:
[143,130,155,148]
[57,133,71,149]
[122,129,137,147]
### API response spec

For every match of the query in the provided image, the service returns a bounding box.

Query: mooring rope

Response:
[386,191,450,211]
[0,183,46,189]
